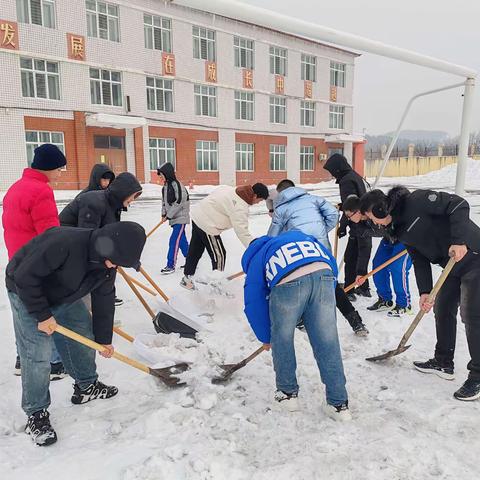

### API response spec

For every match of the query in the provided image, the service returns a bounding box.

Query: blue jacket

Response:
[242,231,338,343]
[267,187,338,251]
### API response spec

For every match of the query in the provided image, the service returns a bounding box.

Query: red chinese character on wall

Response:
[67,33,86,60]
[243,69,253,89]
[0,20,19,50]
[206,61,217,83]
[162,53,176,76]
[275,75,285,95]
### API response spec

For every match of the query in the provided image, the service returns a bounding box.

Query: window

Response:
[235,143,254,171]
[86,0,120,42]
[146,77,173,112]
[234,36,254,69]
[20,57,60,100]
[328,147,344,157]
[196,141,218,171]
[269,144,286,171]
[330,61,346,87]
[234,91,254,121]
[329,105,345,129]
[144,14,172,52]
[269,46,287,75]
[90,68,122,106]
[194,84,217,117]
[149,138,175,170]
[17,0,56,28]
[192,26,216,61]
[301,54,316,81]
[301,101,316,127]
[300,145,315,171]
[25,130,64,166]
[93,135,124,149]
[269,96,286,124]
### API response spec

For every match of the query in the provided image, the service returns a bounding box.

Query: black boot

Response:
[345,311,369,336]
[355,286,372,298]
[454,378,480,401]
[25,409,57,446]
[71,380,118,405]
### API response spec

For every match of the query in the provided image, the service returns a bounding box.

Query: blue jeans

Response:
[8,292,98,416]
[269,269,348,406]
[373,240,412,308]
[167,224,189,268]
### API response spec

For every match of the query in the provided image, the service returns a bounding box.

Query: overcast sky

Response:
[243,0,480,137]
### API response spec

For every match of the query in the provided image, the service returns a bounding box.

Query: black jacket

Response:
[6,222,146,344]
[60,172,142,228]
[389,187,480,294]
[79,164,115,195]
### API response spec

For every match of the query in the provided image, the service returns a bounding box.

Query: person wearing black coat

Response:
[360,186,480,401]
[324,153,372,299]
[79,163,115,195]
[6,222,146,445]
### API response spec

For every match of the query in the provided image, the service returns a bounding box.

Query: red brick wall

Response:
[353,142,365,177]
[134,127,145,183]
[299,137,331,184]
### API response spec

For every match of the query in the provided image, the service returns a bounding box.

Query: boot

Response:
[25,409,57,446]
[71,380,118,405]
[345,311,369,336]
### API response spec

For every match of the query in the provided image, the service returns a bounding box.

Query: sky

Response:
[242,0,480,137]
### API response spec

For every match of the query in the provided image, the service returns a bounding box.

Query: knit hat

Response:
[31,144,67,171]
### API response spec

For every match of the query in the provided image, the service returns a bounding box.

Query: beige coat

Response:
[191,185,253,247]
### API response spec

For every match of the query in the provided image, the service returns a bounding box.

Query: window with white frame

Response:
[25,130,64,166]
[329,105,345,129]
[192,26,216,61]
[301,100,316,127]
[235,143,254,171]
[144,14,172,52]
[90,68,122,106]
[269,144,286,171]
[17,0,56,28]
[300,145,315,171]
[234,36,254,69]
[234,91,254,121]
[86,0,120,42]
[149,138,175,170]
[194,84,217,117]
[196,141,218,171]
[146,77,173,112]
[330,61,346,87]
[269,46,287,75]
[301,54,316,81]
[20,57,60,100]
[269,96,286,124]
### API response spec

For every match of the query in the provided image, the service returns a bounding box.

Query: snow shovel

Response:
[212,345,268,384]
[147,218,166,239]
[366,257,456,362]
[54,324,189,387]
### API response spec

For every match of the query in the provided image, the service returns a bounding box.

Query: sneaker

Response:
[355,286,372,298]
[114,297,124,307]
[161,266,175,275]
[180,275,195,291]
[14,356,21,376]
[25,409,57,446]
[346,311,369,336]
[346,292,357,302]
[50,362,68,381]
[367,298,394,312]
[453,378,480,401]
[413,358,455,380]
[71,380,119,405]
[388,304,413,317]
[322,401,352,421]
[274,390,300,412]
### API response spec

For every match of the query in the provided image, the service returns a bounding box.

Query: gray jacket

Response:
[162,182,190,225]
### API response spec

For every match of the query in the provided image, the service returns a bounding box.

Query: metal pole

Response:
[455,78,476,195]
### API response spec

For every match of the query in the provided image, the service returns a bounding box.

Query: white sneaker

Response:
[274,390,300,412]
[180,275,195,291]
[322,401,352,421]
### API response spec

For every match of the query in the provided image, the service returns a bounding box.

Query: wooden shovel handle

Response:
[236,345,267,369]
[226,271,245,281]
[113,326,134,343]
[118,266,156,319]
[55,324,150,375]
[333,222,340,259]
[139,267,170,302]
[124,274,157,296]
[147,219,166,238]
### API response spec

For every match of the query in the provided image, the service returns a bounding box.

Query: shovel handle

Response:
[236,345,267,369]
[333,222,340,259]
[55,325,150,375]
[124,275,157,296]
[147,219,166,238]
[113,326,134,343]
[226,271,244,281]
[139,267,170,302]
[118,266,156,319]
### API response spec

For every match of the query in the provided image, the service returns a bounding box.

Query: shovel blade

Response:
[211,364,239,384]
[149,362,190,387]
[365,344,411,362]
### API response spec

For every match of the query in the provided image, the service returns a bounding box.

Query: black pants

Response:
[433,263,480,380]
[335,284,355,319]
[184,222,226,276]
[344,236,372,289]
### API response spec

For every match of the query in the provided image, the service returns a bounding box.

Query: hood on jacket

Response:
[274,187,308,208]
[241,236,271,273]
[90,221,146,271]
[388,186,410,215]
[87,164,115,191]
[323,154,352,180]
[107,172,142,208]
[157,162,176,182]
[235,185,256,205]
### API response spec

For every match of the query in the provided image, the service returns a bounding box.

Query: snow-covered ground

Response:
[1,163,479,480]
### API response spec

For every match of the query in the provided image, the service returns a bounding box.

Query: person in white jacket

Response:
[181,183,269,290]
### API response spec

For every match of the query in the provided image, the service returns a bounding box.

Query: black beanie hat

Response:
[31,144,67,171]
[252,183,269,200]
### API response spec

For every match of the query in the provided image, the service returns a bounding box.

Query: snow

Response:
[1,165,479,480]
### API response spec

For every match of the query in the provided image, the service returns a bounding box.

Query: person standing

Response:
[324,153,372,300]
[157,162,190,274]
[360,187,480,401]
[2,144,67,379]
[79,163,115,195]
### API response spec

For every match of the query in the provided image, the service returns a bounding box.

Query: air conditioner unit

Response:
[318,153,327,161]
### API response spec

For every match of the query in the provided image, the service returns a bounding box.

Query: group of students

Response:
[2,145,480,448]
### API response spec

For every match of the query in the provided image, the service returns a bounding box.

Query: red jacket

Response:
[2,168,60,260]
